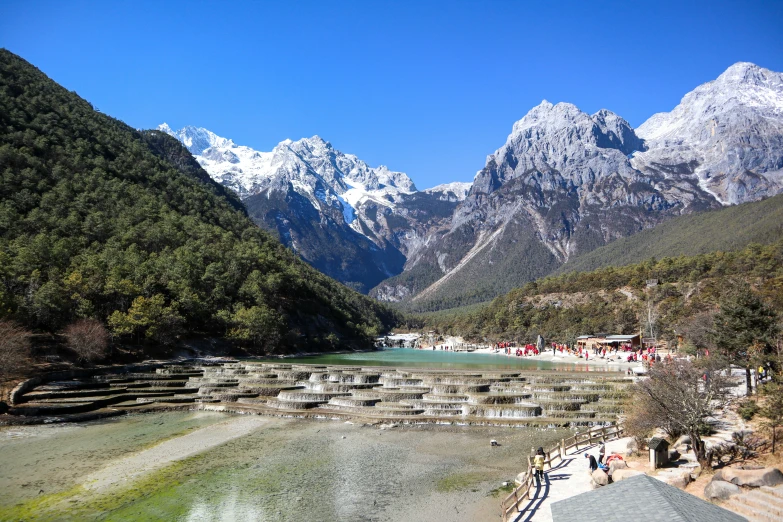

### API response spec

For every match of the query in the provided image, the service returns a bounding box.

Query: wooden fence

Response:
[500,424,625,522]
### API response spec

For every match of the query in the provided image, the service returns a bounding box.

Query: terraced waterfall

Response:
[10,362,631,427]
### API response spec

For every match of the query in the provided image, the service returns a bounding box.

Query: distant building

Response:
[576,334,641,350]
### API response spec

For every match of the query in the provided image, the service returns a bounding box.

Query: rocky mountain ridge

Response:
[633,62,783,205]
[162,62,783,307]
[159,125,470,292]
[371,62,783,310]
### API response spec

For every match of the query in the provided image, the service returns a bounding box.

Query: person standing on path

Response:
[533,447,546,484]
[598,442,606,464]
[585,453,598,473]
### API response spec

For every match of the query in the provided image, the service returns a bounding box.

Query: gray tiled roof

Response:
[551,474,747,522]
[648,437,669,450]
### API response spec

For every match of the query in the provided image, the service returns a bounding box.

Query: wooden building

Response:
[576,333,641,350]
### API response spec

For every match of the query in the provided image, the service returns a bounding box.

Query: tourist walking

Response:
[598,442,606,464]
[533,447,546,484]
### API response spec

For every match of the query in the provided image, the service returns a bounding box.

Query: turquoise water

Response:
[254,347,599,371]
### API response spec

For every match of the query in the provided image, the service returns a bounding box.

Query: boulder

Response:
[713,467,783,488]
[626,439,639,457]
[704,480,741,500]
[660,470,691,489]
[591,469,609,487]
[608,459,628,476]
[674,435,691,447]
[612,469,644,482]
[680,462,702,480]
[668,449,681,462]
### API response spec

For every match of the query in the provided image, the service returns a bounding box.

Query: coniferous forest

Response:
[0,49,398,354]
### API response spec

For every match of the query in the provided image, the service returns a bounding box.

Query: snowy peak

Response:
[160,125,416,199]
[637,62,783,141]
[633,62,783,205]
[510,100,586,136]
[505,100,641,155]
[424,182,472,201]
[158,124,235,155]
[473,100,643,196]
[716,61,779,87]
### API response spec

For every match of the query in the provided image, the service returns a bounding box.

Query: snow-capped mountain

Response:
[158,124,416,204]
[424,182,473,201]
[633,62,783,205]
[372,62,783,308]
[158,125,466,292]
[160,61,783,306]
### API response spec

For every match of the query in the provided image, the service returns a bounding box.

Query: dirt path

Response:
[84,415,271,492]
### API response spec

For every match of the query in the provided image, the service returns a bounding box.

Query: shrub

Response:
[0,321,32,383]
[63,319,109,363]
[738,399,760,421]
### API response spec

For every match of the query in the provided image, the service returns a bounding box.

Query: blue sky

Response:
[2,0,782,188]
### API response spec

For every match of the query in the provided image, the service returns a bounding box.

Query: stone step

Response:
[543,409,597,419]
[759,485,783,500]
[235,397,269,405]
[136,397,196,404]
[37,381,111,391]
[264,398,323,410]
[732,501,779,522]
[421,393,469,402]
[422,408,464,417]
[209,392,259,402]
[21,388,128,400]
[298,382,376,392]
[277,390,350,402]
[328,397,381,408]
[728,494,780,522]
[463,404,542,419]
[742,490,783,517]
[466,392,533,405]
[430,384,491,394]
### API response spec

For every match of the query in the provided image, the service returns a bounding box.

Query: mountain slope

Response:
[372,101,715,311]
[161,125,469,292]
[556,191,783,275]
[374,62,783,312]
[634,62,783,204]
[0,49,397,352]
[421,239,783,344]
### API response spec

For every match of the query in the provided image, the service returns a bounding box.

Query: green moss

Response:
[435,471,492,492]
[489,482,516,497]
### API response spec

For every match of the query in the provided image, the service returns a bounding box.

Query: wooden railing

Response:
[500,424,625,522]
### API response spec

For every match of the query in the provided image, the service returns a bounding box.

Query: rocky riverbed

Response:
[0,411,572,521]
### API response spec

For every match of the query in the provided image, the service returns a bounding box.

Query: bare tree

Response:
[62,319,109,363]
[641,298,659,342]
[0,321,32,398]
[627,358,731,468]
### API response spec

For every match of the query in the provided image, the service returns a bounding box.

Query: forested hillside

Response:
[391,191,783,314]
[556,192,783,275]
[0,49,397,353]
[420,241,783,343]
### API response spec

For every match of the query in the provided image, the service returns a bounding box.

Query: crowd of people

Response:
[488,338,676,370]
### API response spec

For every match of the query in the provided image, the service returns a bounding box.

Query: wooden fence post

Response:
[560,438,565,459]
